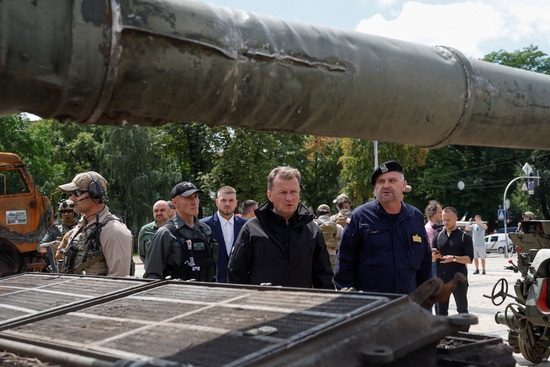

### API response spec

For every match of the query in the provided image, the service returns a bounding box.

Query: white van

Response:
[485,233,513,254]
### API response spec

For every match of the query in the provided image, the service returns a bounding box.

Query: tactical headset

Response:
[87,172,105,203]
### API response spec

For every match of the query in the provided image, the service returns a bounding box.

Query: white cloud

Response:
[354,1,548,58]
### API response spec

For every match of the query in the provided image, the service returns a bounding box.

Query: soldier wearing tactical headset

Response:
[56,171,133,277]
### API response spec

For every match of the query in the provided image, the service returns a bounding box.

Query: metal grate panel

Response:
[0,276,394,366]
[0,273,151,325]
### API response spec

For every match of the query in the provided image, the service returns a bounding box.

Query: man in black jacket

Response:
[227,166,334,289]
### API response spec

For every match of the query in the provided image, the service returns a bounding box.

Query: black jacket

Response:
[227,200,334,289]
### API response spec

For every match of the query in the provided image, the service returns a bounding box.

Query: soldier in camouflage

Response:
[315,204,343,272]
[55,172,133,276]
[331,194,352,228]
[37,199,78,267]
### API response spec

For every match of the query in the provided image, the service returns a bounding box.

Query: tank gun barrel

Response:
[2,0,550,149]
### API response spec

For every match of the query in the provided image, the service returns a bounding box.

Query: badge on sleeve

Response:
[412,234,422,242]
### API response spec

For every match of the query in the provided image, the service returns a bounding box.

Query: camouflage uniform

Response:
[37,200,77,256]
[57,205,133,276]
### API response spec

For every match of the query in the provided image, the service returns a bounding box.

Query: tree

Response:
[198,127,307,213]
[338,139,428,205]
[301,136,341,211]
[0,115,55,190]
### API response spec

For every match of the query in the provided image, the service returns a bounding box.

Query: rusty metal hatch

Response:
[0,273,503,367]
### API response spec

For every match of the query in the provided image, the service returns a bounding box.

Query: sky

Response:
[203,0,550,59]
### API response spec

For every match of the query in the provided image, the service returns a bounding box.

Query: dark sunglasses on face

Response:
[59,210,73,214]
[72,189,89,197]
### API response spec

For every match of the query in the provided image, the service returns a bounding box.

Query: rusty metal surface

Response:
[2,1,550,150]
[0,273,482,367]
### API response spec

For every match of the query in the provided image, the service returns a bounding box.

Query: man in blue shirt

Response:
[334,160,432,295]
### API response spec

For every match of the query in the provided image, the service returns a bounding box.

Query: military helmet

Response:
[58,199,74,212]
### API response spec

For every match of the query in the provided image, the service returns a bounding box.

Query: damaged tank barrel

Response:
[2,0,550,150]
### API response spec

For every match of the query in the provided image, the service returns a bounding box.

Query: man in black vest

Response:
[144,182,216,281]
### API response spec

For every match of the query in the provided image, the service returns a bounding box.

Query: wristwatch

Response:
[453,256,457,262]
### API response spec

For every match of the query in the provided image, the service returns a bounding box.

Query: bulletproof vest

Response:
[331,212,349,228]
[315,219,339,254]
[163,221,217,282]
[61,214,119,275]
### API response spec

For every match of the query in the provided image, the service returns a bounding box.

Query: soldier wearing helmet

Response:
[37,199,78,259]
[517,211,535,233]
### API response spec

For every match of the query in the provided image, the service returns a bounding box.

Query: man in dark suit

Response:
[201,186,247,283]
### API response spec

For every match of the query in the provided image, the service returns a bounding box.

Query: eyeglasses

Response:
[72,189,88,197]
[59,210,73,214]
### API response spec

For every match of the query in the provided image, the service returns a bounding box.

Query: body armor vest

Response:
[163,221,217,282]
[314,219,339,270]
[60,214,119,275]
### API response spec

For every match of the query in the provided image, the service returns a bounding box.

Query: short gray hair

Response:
[267,166,301,191]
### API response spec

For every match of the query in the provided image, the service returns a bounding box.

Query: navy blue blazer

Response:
[201,213,247,283]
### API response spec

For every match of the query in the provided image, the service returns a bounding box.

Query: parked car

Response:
[485,233,513,254]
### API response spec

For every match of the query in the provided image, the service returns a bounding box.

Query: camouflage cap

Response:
[317,204,331,214]
[58,171,107,194]
[58,199,74,211]
[523,211,535,219]
[333,194,350,204]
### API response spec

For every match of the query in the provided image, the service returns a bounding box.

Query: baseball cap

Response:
[171,181,204,199]
[317,204,331,214]
[370,160,403,185]
[333,194,350,204]
[58,171,107,194]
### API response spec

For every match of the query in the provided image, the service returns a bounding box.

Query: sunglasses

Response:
[59,210,73,214]
[72,189,89,197]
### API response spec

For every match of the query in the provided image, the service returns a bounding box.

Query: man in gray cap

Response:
[331,194,352,228]
[144,182,217,281]
[334,160,431,295]
[56,171,133,276]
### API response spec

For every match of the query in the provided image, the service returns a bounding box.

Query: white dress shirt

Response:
[219,214,234,255]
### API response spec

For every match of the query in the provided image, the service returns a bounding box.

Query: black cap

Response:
[171,181,204,199]
[369,160,403,185]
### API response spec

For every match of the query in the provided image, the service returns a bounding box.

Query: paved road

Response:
[133,253,549,365]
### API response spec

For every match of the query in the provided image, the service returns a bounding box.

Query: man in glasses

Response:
[55,171,133,277]
[37,199,78,268]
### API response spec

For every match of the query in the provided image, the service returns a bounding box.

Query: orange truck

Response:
[0,153,53,276]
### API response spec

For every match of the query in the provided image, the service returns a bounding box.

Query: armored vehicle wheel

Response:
[518,337,550,363]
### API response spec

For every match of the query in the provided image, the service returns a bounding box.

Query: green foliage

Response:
[338,139,428,205]
[198,127,307,214]
[0,114,55,191]
[483,45,550,73]
[301,136,341,211]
